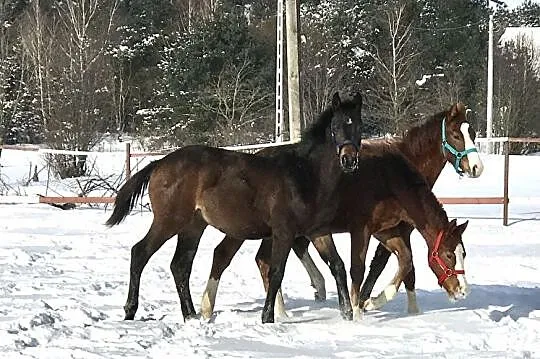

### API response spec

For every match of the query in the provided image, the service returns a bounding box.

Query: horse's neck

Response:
[308,144,343,201]
[398,182,448,251]
[397,118,447,188]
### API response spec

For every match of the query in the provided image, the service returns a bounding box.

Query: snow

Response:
[0,151,539,358]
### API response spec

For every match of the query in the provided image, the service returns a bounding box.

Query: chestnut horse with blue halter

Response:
[105,92,363,324]
[200,102,483,319]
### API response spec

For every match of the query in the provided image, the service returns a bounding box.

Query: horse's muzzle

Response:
[340,153,358,172]
[338,142,360,173]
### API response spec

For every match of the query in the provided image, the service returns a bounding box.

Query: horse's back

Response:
[147,145,286,236]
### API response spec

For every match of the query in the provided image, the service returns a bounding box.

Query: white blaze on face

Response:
[460,122,484,177]
[454,243,470,296]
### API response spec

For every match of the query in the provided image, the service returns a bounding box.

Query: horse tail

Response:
[105,160,160,227]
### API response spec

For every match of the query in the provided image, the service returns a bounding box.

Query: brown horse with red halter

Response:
[200,102,481,319]
[105,92,363,324]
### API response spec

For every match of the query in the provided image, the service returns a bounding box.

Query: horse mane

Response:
[299,107,335,151]
[399,110,447,156]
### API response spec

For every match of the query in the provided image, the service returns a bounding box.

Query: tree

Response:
[1,0,42,146]
[148,6,274,147]
[493,37,540,153]
[19,0,120,177]
[299,0,373,130]
[199,56,273,146]
[368,2,420,134]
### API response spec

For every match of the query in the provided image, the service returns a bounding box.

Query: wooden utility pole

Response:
[285,0,302,142]
[275,0,284,142]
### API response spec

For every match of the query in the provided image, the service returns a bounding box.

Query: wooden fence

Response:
[2,137,540,226]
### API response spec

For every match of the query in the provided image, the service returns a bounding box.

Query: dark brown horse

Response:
[105,92,363,324]
[200,102,482,319]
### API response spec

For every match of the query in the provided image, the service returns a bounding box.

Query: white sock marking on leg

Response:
[364,284,397,311]
[200,278,219,319]
[353,305,363,321]
[274,288,288,319]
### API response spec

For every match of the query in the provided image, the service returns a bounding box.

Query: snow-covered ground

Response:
[0,152,539,358]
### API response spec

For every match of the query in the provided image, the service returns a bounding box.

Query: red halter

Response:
[429,230,465,286]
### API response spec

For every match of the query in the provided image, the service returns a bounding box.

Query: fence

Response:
[1,137,539,225]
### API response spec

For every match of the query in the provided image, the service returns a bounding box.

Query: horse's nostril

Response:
[472,165,478,177]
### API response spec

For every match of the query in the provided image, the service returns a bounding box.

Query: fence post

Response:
[125,142,131,180]
[503,140,510,226]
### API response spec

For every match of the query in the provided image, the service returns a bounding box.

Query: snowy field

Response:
[0,152,539,358]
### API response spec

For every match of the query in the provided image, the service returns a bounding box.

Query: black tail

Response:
[105,160,160,227]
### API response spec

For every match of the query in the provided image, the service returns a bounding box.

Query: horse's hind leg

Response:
[359,242,391,306]
[125,221,176,320]
[311,234,352,321]
[292,236,326,301]
[200,235,245,319]
[363,236,413,311]
[170,215,206,320]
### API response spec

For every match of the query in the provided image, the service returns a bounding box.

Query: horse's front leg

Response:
[349,226,370,321]
[261,229,294,324]
[400,235,419,314]
[310,234,352,320]
[363,236,413,312]
[255,239,288,319]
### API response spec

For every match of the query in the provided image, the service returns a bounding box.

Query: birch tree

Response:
[368,2,420,135]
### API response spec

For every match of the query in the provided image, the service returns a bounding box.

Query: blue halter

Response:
[441,118,478,175]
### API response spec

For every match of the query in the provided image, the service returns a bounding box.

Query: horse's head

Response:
[442,103,484,177]
[428,219,469,301]
[329,92,363,173]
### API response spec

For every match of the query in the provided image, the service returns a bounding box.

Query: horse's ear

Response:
[332,92,341,110]
[352,92,363,109]
[456,220,469,236]
[448,218,457,231]
[449,102,466,120]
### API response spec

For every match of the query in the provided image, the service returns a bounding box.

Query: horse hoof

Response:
[363,298,376,311]
[124,313,135,320]
[314,291,327,302]
[184,311,200,321]
[407,306,421,315]
[341,309,353,321]
[261,311,275,324]
[352,306,363,321]
[200,310,213,320]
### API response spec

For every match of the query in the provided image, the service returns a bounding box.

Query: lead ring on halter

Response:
[441,118,478,175]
